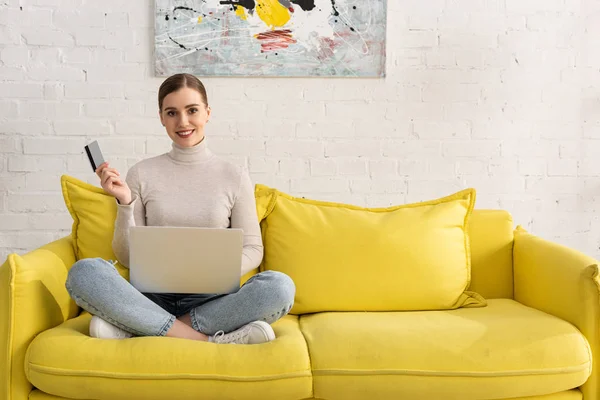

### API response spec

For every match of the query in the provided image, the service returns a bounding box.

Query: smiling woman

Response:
[62,73,296,344]
[157,74,211,148]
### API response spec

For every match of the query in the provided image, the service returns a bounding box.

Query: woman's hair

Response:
[158,73,208,111]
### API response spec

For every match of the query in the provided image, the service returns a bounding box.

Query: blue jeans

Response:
[65,258,296,337]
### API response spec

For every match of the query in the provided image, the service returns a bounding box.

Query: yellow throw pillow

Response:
[61,175,129,279]
[60,175,258,284]
[255,184,486,314]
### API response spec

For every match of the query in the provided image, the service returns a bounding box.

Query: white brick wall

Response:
[1,0,600,263]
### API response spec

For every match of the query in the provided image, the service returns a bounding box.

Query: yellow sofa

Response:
[1,182,599,400]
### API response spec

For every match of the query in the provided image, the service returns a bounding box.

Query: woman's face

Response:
[159,87,211,148]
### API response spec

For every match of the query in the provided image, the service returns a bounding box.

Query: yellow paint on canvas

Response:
[256,0,290,28]
[197,16,203,23]
[235,5,248,21]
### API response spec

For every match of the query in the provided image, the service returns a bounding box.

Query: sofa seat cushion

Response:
[25,313,312,400]
[300,299,591,400]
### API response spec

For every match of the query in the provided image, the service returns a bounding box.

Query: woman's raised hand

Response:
[96,162,132,205]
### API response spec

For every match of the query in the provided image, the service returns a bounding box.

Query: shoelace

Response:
[212,325,252,344]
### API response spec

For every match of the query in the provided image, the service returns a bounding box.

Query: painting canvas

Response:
[154,0,387,77]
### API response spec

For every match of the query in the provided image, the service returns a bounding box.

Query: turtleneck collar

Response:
[167,136,213,164]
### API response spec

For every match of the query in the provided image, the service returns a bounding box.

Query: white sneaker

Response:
[89,316,133,339]
[209,321,275,344]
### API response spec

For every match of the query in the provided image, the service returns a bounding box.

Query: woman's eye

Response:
[167,111,175,117]
[189,108,198,114]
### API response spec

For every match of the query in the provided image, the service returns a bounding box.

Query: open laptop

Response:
[128,226,243,294]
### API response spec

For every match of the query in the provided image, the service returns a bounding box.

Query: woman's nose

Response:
[179,113,188,126]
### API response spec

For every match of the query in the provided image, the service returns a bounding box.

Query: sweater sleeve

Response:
[231,167,264,276]
[112,165,146,268]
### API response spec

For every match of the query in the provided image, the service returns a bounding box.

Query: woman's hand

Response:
[96,162,132,205]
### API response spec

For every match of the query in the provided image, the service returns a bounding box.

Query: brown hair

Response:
[158,73,208,111]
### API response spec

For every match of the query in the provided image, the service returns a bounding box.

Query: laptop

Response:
[128,226,244,294]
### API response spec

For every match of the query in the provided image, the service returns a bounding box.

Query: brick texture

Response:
[1,0,599,260]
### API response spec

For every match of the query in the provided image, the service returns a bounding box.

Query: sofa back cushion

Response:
[468,210,514,299]
[62,173,513,304]
[255,184,486,314]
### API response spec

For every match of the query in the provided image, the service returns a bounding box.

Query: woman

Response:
[65,73,296,344]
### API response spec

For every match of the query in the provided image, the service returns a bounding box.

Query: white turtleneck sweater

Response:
[112,137,263,276]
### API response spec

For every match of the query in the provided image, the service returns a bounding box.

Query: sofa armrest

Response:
[513,226,599,399]
[0,236,79,400]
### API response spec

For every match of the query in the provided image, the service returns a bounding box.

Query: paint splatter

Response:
[165,5,206,22]
[168,35,187,49]
[255,29,297,51]
[173,6,203,13]
[330,0,339,16]
[221,0,330,14]
[290,0,315,11]
[316,36,335,61]
[235,5,248,20]
[329,0,356,32]
[256,0,291,28]
[220,0,256,10]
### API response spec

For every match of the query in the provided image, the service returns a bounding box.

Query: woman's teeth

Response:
[177,130,194,137]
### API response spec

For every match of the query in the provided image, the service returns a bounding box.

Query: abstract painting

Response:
[155,0,387,77]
